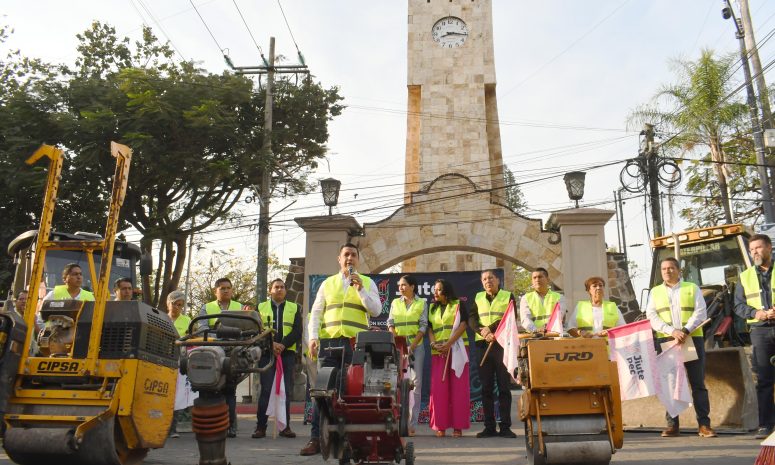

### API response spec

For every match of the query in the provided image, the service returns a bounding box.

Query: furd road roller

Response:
[0,144,179,465]
[518,336,624,465]
[312,331,415,465]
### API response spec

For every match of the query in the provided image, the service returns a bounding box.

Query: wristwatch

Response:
[681,327,690,335]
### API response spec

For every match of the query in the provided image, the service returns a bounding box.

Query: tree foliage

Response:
[0,22,343,304]
[503,166,527,214]
[628,49,752,226]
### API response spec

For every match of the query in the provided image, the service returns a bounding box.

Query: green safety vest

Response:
[172,314,192,337]
[740,266,775,324]
[650,282,702,338]
[205,300,242,327]
[474,289,511,341]
[390,297,426,338]
[319,273,374,339]
[52,285,95,301]
[259,300,298,351]
[525,290,562,330]
[575,301,620,332]
[429,299,468,354]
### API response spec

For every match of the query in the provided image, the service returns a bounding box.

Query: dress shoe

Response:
[698,425,717,438]
[453,429,463,438]
[227,426,237,438]
[660,425,679,437]
[279,427,296,438]
[435,430,446,437]
[499,428,517,438]
[251,427,266,439]
[476,428,498,438]
[755,427,774,439]
[300,438,321,456]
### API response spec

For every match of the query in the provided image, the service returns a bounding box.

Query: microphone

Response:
[348,266,355,286]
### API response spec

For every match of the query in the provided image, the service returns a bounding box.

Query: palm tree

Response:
[628,49,748,225]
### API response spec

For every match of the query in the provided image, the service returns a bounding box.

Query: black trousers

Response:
[751,326,775,429]
[311,337,353,439]
[256,350,296,430]
[656,336,710,427]
[476,340,512,430]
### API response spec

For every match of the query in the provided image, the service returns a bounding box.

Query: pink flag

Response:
[450,304,468,378]
[266,355,287,431]
[654,342,692,418]
[545,302,563,333]
[608,320,658,401]
[494,301,519,381]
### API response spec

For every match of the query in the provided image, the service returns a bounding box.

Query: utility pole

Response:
[739,0,775,201]
[642,124,664,237]
[723,1,775,223]
[227,38,309,304]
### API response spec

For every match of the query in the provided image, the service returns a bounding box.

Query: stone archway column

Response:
[294,214,362,388]
[547,208,615,311]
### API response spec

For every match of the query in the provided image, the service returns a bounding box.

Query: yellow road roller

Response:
[518,336,624,465]
[0,144,178,465]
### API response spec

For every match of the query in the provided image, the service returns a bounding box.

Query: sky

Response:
[3,0,775,295]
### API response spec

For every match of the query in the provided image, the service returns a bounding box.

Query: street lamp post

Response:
[563,171,586,208]
[320,178,341,215]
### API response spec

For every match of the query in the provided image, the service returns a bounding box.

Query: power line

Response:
[135,0,186,61]
[276,0,302,58]
[232,0,266,62]
[189,0,226,54]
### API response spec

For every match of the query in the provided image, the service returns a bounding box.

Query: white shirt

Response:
[565,302,626,333]
[519,291,567,332]
[645,280,707,336]
[308,271,382,340]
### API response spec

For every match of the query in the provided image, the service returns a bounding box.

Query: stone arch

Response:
[354,173,565,288]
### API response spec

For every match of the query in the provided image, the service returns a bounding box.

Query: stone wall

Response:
[607,252,641,322]
[284,257,305,307]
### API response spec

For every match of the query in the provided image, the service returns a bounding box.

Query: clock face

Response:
[431,16,468,48]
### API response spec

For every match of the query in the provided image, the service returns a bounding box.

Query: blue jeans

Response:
[256,351,296,430]
[310,337,352,439]
[751,326,775,429]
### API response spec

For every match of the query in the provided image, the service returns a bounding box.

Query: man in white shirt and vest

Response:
[113,277,134,301]
[253,278,302,439]
[646,257,715,438]
[734,233,775,439]
[469,269,517,438]
[299,243,382,456]
[519,267,566,332]
[197,277,243,437]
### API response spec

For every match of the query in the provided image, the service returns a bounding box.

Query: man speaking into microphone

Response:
[300,243,382,456]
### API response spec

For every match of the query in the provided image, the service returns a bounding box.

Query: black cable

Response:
[276,0,302,56]
[232,0,266,62]
[189,0,226,54]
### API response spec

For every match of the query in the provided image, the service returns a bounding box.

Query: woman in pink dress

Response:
[427,278,470,437]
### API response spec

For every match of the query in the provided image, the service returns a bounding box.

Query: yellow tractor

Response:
[518,337,624,465]
[0,144,178,464]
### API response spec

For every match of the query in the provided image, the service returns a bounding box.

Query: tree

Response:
[503,166,527,214]
[57,22,342,307]
[628,50,749,225]
[188,251,288,314]
[511,265,532,296]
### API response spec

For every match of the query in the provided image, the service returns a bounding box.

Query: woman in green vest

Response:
[427,278,470,438]
[566,276,625,338]
[388,275,428,437]
[167,290,197,439]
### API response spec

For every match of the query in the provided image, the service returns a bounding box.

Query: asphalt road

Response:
[1,415,761,465]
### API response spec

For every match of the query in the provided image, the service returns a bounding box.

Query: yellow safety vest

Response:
[390,297,426,338]
[474,289,511,341]
[650,282,702,338]
[429,300,468,354]
[172,314,192,337]
[575,301,620,332]
[52,285,95,301]
[205,300,242,327]
[740,266,775,324]
[319,273,374,339]
[259,300,298,351]
[525,290,561,330]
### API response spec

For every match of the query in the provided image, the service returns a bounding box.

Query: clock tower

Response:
[405,0,505,272]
